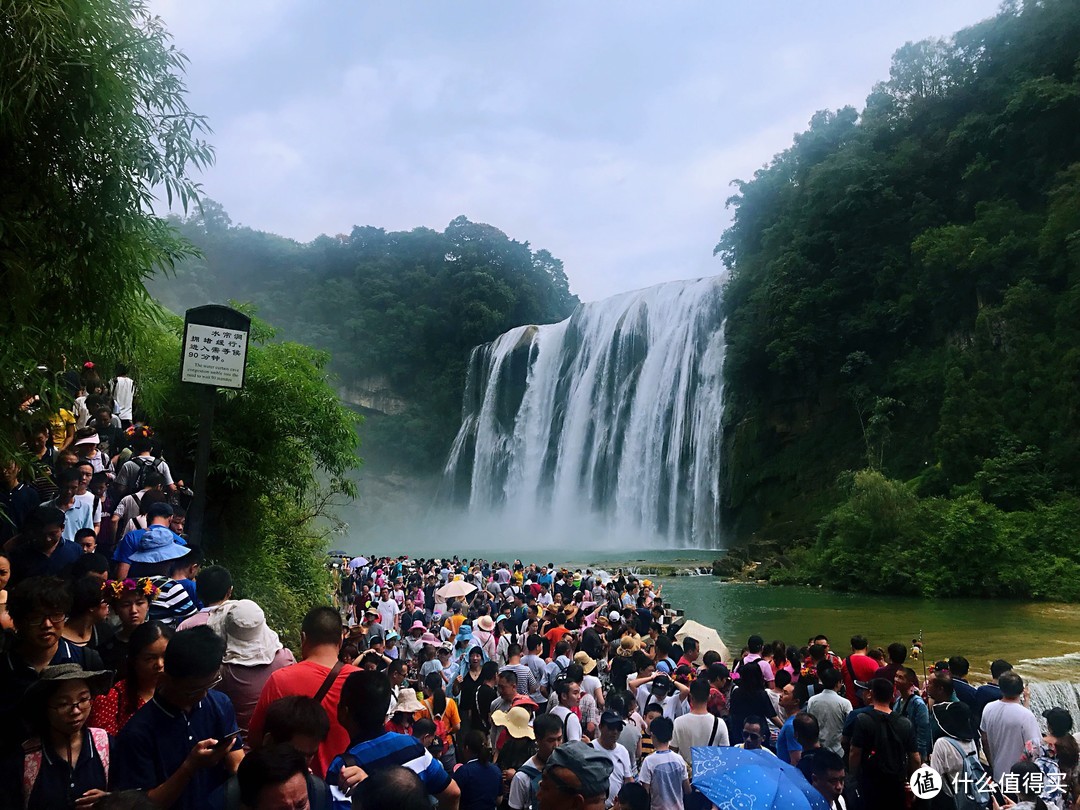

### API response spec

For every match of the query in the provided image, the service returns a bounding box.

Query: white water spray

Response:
[443,276,727,548]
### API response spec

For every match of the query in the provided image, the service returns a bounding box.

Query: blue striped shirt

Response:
[327,732,452,809]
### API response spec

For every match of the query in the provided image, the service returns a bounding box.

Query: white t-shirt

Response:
[508,755,542,810]
[590,740,633,808]
[672,711,729,768]
[638,749,689,810]
[930,735,977,796]
[550,705,582,741]
[112,376,135,420]
[75,491,101,526]
[582,674,603,701]
[980,700,1042,783]
[377,598,399,631]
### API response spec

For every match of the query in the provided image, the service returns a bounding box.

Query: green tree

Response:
[2,0,212,451]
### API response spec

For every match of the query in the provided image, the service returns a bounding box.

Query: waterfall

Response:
[442,276,727,548]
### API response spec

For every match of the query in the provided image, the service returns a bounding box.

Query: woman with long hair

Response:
[88,621,172,734]
[452,730,502,810]
[419,670,461,772]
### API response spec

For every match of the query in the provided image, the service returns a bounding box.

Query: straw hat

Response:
[491,705,535,739]
[393,688,425,714]
[616,636,639,657]
[574,651,597,675]
[476,615,495,632]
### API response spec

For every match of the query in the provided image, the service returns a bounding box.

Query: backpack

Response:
[858,710,909,784]
[126,455,160,496]
[517,763,543,810]
[942,737,992,810]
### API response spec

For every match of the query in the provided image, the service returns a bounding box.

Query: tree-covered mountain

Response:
[150,209,578,469]
[718,0,1080,597]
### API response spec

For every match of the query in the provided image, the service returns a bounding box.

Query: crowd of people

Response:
[0,365,1076,809]
[1,532,1074,809]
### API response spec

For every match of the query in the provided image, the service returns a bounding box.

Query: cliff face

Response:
[339,377,408,416]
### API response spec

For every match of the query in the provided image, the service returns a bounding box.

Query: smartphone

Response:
[214,730,242,750]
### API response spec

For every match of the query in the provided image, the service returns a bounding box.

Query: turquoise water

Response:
[342,536,1080,683]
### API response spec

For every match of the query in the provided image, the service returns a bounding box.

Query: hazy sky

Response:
[151,1,1001,302]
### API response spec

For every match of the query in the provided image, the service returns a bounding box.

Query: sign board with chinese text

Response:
[181,305,251,389]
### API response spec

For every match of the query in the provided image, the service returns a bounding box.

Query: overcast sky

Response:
[151,1,1001,302]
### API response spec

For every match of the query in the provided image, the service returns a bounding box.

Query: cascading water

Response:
[442,276,726,548]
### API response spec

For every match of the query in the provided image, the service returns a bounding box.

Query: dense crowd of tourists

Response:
[1,363,1076,809]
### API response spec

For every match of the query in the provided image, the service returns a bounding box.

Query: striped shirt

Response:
[149,577,198,627]
[327,732,452,809]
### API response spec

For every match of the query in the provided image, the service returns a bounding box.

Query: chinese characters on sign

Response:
[180,323,249,389]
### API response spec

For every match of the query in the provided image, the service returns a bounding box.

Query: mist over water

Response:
[442,276,728,549]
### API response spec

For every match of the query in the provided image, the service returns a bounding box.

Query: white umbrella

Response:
[437,580,477,600]
[676,619,730,663]
[349,556,368,570]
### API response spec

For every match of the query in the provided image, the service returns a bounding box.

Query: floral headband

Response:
[104,578,159,603]
[123,424,154,440]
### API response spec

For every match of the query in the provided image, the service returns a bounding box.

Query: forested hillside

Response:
[719,0,1080,596]
[150,210,578,469]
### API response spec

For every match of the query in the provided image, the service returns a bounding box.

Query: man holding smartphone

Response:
[114,625,245,809]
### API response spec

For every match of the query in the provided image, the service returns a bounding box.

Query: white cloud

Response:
[151,0,1003,301]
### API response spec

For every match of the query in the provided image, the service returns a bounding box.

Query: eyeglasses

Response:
[50,696,92,713]
[25,613,67,627]
[181,674,222,698]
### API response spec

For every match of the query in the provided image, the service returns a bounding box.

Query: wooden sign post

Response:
[180,304,251,546]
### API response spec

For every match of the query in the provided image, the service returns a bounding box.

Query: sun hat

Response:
[420,632,439,646]
[385,631,399,641]
[456,625,473,640]
[932,701,975,741]
[546,741,613,798]
[438,642,453,654]
[410,620,426,632]
[476,615,495,632]
[26,663,114,702]
[574,651,597,675]
[491,705,535,740]
[393,688,425,714]
[364,608,380,618]
[74,434,100,446]
[212,599,283,667]
[616,637,638,657]
[128,525,190,564]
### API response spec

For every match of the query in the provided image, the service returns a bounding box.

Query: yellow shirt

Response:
[49,409,75,449]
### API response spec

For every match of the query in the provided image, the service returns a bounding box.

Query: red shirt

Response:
[248,659,359,779]
[88,679,146,735]
[841,654,880,707]
[544,626,572,650]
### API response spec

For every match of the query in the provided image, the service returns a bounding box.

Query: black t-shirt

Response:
[850,709,916,808]
[728,687,776,736]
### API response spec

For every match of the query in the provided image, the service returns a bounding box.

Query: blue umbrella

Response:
[692,746,829,810]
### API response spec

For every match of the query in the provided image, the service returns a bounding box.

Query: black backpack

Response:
[857,710,909,784]
[126,456,160,496]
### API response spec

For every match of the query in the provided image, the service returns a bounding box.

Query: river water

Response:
[345,540,1080,719]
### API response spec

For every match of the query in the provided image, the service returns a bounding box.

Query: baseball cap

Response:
[600,710,625,728]
[650,674,673,692]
